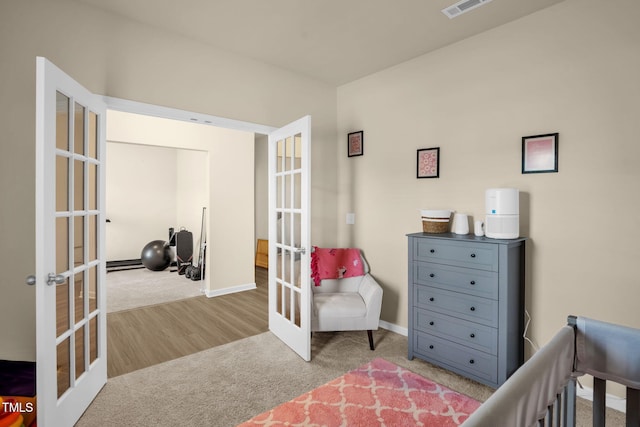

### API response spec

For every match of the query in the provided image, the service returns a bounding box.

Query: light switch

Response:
[346,213,355,225]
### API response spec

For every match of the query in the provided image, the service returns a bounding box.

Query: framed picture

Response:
[347,131,363,157]
[522,133,558,173]
[417,147,440,178]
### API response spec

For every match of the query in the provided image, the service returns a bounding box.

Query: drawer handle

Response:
[430,249,435,253]
[470,280,476,285]
[429,297,435,302]
[429,321,435,326]
[429,345,434,350]
[429,273,435,278]
[469,359,475,364]
[470,253,476,258]
[470,306,476,311]
[470,333,475,338]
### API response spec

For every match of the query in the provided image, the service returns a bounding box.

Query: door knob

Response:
[47,273,65,286]
[26,274,65,286]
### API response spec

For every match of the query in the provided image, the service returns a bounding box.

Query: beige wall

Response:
[337,0,640,359]
[176,149,209,255]
[107,142,209,263]
[0,0,337,361]
[106,142,180,260]
[254,135,269,241]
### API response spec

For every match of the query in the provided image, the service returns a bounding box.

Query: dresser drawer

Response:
[414,331,498,384]
[413,238,498,271]
[414,308,498,355]
[414,284,498,327]
[414,262,498,300]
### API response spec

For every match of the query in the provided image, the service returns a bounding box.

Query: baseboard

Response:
[576,384,627,413]
[379,320,408,336]
[204,282,256,298]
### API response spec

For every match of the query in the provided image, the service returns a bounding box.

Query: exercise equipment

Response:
[140,240,172,271]
[175,228,193,275]
[185,208,207,281]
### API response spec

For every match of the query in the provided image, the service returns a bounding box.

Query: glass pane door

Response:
[275,135,303,328]
[55,91,102,398]
[268,116,311,361]
[37,56,106,427]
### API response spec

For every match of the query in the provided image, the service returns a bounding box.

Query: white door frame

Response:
[104,96,277,135]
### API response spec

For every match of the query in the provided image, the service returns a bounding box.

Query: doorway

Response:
[104,108,259,297]
[105,122,209,313]
[104,142,207,313]
[103,108,261,377]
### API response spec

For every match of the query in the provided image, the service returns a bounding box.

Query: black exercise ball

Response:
[141,240,172,271]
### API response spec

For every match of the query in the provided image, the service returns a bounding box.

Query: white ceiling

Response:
[77,0,565,86]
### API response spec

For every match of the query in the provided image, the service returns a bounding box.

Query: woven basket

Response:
[420,209,451,234]
[422,218,450,233]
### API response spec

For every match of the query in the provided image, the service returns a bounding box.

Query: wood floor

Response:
[107,267,268,378]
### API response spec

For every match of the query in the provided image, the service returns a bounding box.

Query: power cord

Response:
[523,309,539,352]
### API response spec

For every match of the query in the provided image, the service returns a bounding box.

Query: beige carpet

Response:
[106,268,203,313]
[76,329,624,426]
[78,330,489,426]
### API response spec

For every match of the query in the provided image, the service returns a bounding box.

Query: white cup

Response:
[474,220,484,237]
[453,213,469,235]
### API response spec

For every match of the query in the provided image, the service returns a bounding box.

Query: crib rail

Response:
[463,315,640,427]
[573,315,640,427]
[462,325,575,427]
[536,378,577,427]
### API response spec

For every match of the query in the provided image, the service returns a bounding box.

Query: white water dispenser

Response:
[485,188,519,239]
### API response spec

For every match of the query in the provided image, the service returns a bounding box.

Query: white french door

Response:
[268,116,311,361]
[34,57,107,426]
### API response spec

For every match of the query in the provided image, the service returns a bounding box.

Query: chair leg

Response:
[367,330,375,350]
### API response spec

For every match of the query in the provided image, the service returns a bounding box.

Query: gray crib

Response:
[462,315,640,427]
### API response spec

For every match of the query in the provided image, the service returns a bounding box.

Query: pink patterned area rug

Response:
[238,358,481,426]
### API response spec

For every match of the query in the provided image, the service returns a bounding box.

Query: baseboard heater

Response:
[107,259,143,272]
[107,259,178,272]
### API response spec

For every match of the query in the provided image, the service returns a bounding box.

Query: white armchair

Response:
[311,251,383,350]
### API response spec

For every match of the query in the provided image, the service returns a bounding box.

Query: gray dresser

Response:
[407,232,526,388]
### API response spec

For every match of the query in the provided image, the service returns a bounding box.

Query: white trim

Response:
[204,282,256,298]
[103,96,277,135]
[576,384,627,413]
[379,320,408,337]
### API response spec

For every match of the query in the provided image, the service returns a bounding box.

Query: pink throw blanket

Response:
[311,246,364,286]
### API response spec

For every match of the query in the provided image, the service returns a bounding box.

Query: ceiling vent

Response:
[442,0,493,19]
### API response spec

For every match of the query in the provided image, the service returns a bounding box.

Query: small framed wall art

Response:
[522,133,559,174]
[347,131,364,157]
[417,147,440,178]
